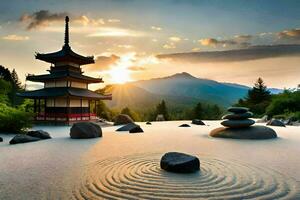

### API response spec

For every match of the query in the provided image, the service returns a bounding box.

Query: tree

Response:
[155,100,169,120]
[193,102,204,119]
[236,78,271,115]
[121,107,140,121]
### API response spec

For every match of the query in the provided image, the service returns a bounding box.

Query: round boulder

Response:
[129,126,144,133]
[179,124,191,127]
[192,119,205,125]
[116,123,139,131]
[267,119,286,127]
[70,122,102,139]
[222,112,253,120]
[10,134,40,145]
[221,119,255,128]
[160,152,200,173]
[114,114,134,125]
[227,107,249,114]
[210,125,277,139]
[27,130,51,139]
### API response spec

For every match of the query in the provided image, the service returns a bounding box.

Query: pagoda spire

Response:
[64,16,70,48]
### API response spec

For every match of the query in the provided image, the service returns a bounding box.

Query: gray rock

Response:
[267,119,286,127]
[221,119,255,128]
[27,130,51,139]
[70,122,102,139]
[116,123,139,131]
[227,107,249,114]
[192,119,205,125]
[256,115,269,123]
[160,152,200,173]
[146,121,152,125]
[179,124,191,127]
[114,114,134,125]
[129,126,144,133]
[210,125,277,139]
[0,137,3,142]
[10,134,40,145]
[222,112,253,120]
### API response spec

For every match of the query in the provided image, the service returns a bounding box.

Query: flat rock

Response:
[267,119,286,127]
[146,121,152,125]
[222,112,253,120]
[10,134,40,145]
[192,119,205,125]
[210,125,277,139]
[129,126,144,133]
[27,130,51,139]
[179,124,191,127]
[116,123,139,131]
[221,119,255,128]
[160,152,200,173]
[227,107,249,114]
[0,137,3,142]
[70,122,102,139]
[114,114,134,125]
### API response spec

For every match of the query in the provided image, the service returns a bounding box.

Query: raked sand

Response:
[1,121,300,199]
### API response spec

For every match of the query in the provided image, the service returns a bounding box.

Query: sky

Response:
[0,0,300,89]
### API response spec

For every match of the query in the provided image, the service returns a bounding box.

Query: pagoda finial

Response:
[64,16,69,47]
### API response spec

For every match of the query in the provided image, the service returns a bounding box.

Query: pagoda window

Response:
[46,98,67,107]
[70,81,87,89]
[55,80,68,87]
[70,99,88,107]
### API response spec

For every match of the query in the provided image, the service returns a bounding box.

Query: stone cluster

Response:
[221,107,254,128]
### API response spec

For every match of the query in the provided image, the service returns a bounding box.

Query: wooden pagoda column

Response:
[66,97,70,125]
[80,98,83,121]
[88,100,91,120]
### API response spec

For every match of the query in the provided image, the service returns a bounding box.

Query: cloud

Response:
[198,37,250,48]
[277,28,300,41]
[117,44,133,49]
[74,15,105,26]
[87,27,143,37]
[2,34,29,41]
[89,54,120,71]
[108,19,120,23]
[128,66,146,71]
[20,10,68,30]
[163,42,176,49]
[151,26,162,31]
[157,44,300,63]
[169,36,181,42]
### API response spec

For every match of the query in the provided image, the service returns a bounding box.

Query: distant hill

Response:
[100,72,283,110]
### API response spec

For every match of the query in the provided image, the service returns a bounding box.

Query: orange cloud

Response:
[2,34,29,41]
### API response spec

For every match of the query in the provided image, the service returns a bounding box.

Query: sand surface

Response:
[1,121,300,199]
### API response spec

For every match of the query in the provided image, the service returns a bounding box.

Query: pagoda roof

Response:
[26,70,103,83]
[18,87,112,100]
[35,16,94,65]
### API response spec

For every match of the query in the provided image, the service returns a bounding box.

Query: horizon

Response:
[1,0,300,89]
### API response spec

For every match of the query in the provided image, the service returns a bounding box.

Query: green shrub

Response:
[0,103,32,133]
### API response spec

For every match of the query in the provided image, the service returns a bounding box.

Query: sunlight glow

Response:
[109,67,131,84]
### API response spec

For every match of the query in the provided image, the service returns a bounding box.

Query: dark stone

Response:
[221,119,255,128]
[0,137,3,142]
[114,114,134,125]
[116,123,139,131]
[9,134,40,145]
[160,152,200,173]
[179,124,191,127]
[210,125,277,139]
[222,112,253,120]
[267,119,286,127]
[129,126,144,133]
[27,130,51,139]
[146,121,152,125]
[70,122,102,139]
[192,119,205,125]
[227,107,249,114]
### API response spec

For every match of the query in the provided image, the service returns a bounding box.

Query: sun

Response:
[109,67,131,84]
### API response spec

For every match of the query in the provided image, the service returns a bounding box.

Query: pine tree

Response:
[156,100,169,120]
[193,102,204,119]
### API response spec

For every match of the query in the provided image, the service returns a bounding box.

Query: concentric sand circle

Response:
[71,153,300,200]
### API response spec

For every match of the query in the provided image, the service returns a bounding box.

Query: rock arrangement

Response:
[0,137,3,142]
[160,152,200,173]
[210,107,277,139]
[114,114,134,125]
[179,124,191,127]
[10,134,41,145]
[70,122,102,139]
[267,119,286,127]
[192,119,205,125]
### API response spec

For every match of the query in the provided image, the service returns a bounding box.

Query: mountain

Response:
[132,72,250,106]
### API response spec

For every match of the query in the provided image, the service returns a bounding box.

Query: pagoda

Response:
[19,16,112,124]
